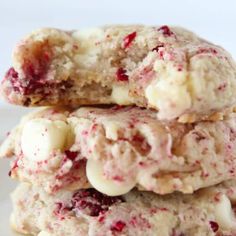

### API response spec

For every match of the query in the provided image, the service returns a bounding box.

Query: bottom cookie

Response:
[11,181,236,236]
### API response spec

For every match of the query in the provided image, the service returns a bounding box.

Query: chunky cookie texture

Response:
[2,106,236,195]
[1,25,236,122]
[0,107,90,193]
[11,181,236,236]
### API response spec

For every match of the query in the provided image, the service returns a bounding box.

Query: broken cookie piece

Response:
[2,25,236,122]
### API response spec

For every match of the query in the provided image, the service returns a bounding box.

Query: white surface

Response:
[1,0,236,235]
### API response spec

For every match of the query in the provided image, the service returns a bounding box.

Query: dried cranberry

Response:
[21,60,50,95]
[98,215,105,222]
[116,68,129,81]
[158,25,174,37]
[5,66,44,95]
[6,67,18,79]
[54,202,72,220]
[4,44,53,96]
[197,48,218,54]
[54,202,65,215]
[4,68,20,92]
[132,134,151,153]
[65,150,78,161]
[70,189,124,217]
[152,44,164,52]
[209,221,219,232]
[73,158,86,169]
[132,134,145,143]
[112,175,124,181]
[218,83,227,91]
[110,220,126,232]
[123,31,137,49]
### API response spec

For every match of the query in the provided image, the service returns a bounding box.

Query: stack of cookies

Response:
[1,25,236,236]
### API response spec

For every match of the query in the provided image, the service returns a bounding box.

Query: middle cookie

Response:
[1,106,236,196]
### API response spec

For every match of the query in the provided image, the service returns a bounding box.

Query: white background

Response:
[0,0,236,235]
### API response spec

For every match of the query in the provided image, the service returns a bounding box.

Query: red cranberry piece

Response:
[5,46,52,96]
[4,68,20,93]
[197,48,218,54]
[65,150,78,161]
[112,175,124,181]
[5,65,45,95]
[116,68,129,81]
[158,25,174,37]
[123,31,137,49]
[209,221,219,232]
[218,83,227,91]
[110,220,126,232]
[132,134,151,153]
[21,61,49,95]
[71,189,124,217]
[132,134,145,143]
[152,43,164,52]
[54,202,72,219]
[6,67,19,79]
[73,159,86,169]
[54,202,65,215]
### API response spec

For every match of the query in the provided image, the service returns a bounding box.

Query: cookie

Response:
[11,181,236,236]
[1,25,236,122]
[0,107,90,192]
[2,106,236,195]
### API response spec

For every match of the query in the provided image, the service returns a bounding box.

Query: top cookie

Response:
[1,25,236,122]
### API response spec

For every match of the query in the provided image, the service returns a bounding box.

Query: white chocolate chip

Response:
[86,159,136,196]
[111,85,133,105]
[73,28,105,67]
[145,61,190,120]
[104,121,120,140]
[21,118,71,162]
[145,82,190,120]
[72,28,104,41]
[38,231,51,236]
[215,194,236,229]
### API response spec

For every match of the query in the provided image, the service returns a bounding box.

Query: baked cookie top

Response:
[1,25,236,122]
